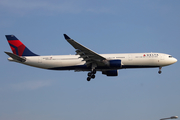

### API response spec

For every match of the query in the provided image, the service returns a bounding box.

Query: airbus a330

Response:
[5,34,177,81]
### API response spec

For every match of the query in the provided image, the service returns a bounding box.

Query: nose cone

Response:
[166,57,178,66]
[174,58,178,63]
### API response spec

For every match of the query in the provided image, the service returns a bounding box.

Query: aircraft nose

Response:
[167,57,177,65]
[173,58,178,63]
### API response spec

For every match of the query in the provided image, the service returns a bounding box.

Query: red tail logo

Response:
[6,35,38,56]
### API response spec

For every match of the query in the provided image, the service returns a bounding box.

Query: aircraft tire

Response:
[91,74,95,79]
[87,77,91,81]
[88,72,92,76]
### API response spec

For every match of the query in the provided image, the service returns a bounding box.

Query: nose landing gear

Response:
[158,67,162,74]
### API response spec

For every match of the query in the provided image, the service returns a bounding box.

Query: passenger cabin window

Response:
[169,56,172,58]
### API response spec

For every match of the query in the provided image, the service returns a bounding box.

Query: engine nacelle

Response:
[102,70,118,76]
[108,60,121,68]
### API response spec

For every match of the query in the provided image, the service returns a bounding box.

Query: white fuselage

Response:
[8,53,177,71]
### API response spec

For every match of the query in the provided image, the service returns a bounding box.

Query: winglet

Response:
[63,34,71,40]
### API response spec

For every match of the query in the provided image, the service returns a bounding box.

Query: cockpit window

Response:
[169,56,173,58]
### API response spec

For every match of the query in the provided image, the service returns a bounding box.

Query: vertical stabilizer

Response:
[5,35,38,56]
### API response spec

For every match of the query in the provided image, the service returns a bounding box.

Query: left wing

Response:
[64,34,107,67]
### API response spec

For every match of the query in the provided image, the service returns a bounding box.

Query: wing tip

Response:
[63,34,71,39]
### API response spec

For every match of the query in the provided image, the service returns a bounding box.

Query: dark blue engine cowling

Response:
[102,70,118,76]
[108,60,121,68]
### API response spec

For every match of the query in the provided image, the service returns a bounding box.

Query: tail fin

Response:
[5,35,38,56]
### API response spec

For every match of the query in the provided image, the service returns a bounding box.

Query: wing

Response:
[64,34,107,67]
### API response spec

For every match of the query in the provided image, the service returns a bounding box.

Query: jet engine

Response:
[102,70,118,76]
[105,60,122,68]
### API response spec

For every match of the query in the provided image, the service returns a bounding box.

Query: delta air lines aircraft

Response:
[5,34,177,81]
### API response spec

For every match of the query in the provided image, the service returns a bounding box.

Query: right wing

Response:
[64,34,107,66]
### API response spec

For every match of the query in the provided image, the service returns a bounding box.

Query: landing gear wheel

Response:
[91,74,95,79]
[87,77,91,81]
[88,72,92,76]
[158,67,162,74]
[87,69,96,81]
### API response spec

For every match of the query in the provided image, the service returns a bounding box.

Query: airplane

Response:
[5,34,177,81]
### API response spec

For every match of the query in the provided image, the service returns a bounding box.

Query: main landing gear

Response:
[158,67,162,74]
[87,69,96,81]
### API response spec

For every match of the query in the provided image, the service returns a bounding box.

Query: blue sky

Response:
[0,0,180,120]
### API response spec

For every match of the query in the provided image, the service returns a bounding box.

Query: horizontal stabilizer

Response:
[5,52,26,62]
